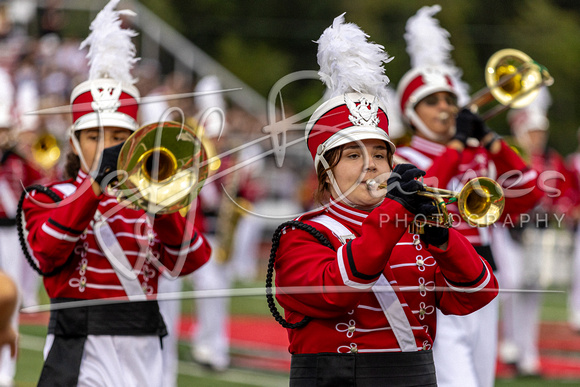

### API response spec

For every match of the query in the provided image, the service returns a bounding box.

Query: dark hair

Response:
[64,152,81,179]
[313,147,343,205]
[63,132,81,179]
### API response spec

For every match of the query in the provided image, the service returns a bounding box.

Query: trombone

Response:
[367,177,505,229]
[113,121,216,215]
[467,48,553,121]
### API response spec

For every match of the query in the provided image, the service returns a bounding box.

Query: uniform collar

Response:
[410,135,447,156]
[323,199,371,234]
[75,169,89,186]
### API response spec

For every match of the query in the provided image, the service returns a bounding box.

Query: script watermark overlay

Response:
[18,70,575,290]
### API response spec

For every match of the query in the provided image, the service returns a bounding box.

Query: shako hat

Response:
[70,0,140,133]
[305,13,395,172]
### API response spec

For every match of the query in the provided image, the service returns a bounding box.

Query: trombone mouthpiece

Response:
[366,179,384,191]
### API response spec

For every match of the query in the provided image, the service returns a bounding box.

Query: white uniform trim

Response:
[310,214,356,244]
[163,236,203,255]
[93,211,147,301]
[50,183,77,197]
[443,259,492,293]
[373,275,419,352]
[310,215,372,289]
[310,214,418,352]
[41,223,81,242]
[36,184,80,241]
[336,246,376,290]
[396,147,433,171]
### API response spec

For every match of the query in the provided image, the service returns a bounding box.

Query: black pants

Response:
[290,350,437,387]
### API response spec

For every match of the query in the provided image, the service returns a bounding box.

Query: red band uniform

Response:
[276,200,498,354]
[19,2,211,386]
[272,14,498,385]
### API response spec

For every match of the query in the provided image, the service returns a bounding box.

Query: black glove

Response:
[94,142,124,187]
[453,108,484,144]
[386,164,435,215]
[420,224,449,247]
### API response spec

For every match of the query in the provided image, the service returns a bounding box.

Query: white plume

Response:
[195,76,226,138]
[405,5,451,69]
[508,86,551,134]
[16,79,39,132]
[316,13,393,101]
[80,0,138,85]
[404,5,470,105]
[528,85,552,115]
[195,76,226,113]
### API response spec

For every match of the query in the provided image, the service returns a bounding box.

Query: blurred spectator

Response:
[0,271,18,361]
[189,78,268,372]
[0,67,43,387]
[38,0,65,38]
[566,127,580,332]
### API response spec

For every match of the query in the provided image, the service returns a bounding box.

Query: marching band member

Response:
[19,1,210,386]
[568,127,580,334]
[395,6,543,386]
[270,14,498,386]
[0,271,17,361]
[0,67,44,386]
[494,86,575,377]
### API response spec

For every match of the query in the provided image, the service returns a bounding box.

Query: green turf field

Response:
[12,283,580,386]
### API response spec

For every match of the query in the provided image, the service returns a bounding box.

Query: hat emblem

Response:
[90,81,122,113]
[345,94,379,127]
[422,68,447,87]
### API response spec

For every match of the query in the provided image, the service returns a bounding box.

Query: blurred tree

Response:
[140,0,580,155]
[508,0,580,154]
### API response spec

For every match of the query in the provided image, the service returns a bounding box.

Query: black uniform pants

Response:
[290,350,437,387]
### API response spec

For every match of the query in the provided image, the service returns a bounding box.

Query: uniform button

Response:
[348,326,356,333]
[419,284,426,292]
[350,346,358,353]
[420,308,426,317]
[417,259,424,267]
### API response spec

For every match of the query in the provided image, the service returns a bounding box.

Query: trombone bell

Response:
[116,121,209,214]
[471,48,553,120]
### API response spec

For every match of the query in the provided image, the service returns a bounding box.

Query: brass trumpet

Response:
[115,121,214,215]
[367,177,505,228]
[468,48,553,121]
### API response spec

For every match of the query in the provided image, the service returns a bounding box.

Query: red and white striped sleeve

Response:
[432,228,498,315]
[151,212,211,276]
[22,180,101,273]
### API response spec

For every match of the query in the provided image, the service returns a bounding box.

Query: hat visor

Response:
[72,112,138,132]
[323,126,395,154]
[314,126,396,171]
